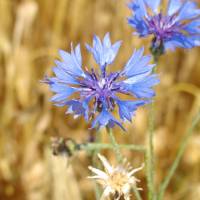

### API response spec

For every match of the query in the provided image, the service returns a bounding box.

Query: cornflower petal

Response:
[167,0,182,16]
[91,106,125,131]
[58,44,85,77]
[116,100,148,122]
[86,33,121,68]
[176,1,200,21]
[145,0,161,13]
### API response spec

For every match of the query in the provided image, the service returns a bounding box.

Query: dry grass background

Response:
[0,0,200,200]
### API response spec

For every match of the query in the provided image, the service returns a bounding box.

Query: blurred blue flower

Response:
[44,33,159,130]
[128,0,200,54]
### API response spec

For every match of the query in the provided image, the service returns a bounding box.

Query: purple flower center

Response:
[78,69,121,112]
[147,13,182,41]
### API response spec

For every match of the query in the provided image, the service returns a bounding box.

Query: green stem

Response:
[81,143,145,152]
[157,111,200,200]
[146,103,155,200]
[92,133,102,200]
[146,58,158,200]
[132,187,143,200]
[107,127,123,162]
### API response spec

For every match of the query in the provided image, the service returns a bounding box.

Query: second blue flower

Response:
[128,0,200,53]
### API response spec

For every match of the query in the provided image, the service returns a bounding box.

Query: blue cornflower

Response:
[44,33,159,130]
[128,0,200,55]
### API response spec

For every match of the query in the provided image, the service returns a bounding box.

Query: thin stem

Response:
[92,133,102,200]
[107,128,123,162]
[146,103,155,200]
[81,143,146,152]
[157,111,200,200]
[146,57,158,200]
[132,187,143,200]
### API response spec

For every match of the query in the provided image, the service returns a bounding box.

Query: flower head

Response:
[44,33,159,130]
[88,154,143,200]
[128,0,200,54]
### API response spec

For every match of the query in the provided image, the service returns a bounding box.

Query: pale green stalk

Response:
[132,187,143,200]
[82,143,145,152]
[146,103,156,200]
[146,55,158,200]
[92,133,102,200]
[157,111,200,200]
[107,128,123,162]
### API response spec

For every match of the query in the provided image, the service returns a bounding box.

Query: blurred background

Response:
[0,0,200,199]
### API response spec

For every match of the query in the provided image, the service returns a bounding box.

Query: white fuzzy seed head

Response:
[88,154,144,200]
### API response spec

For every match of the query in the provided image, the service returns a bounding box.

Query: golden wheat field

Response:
[0,0,200,200]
